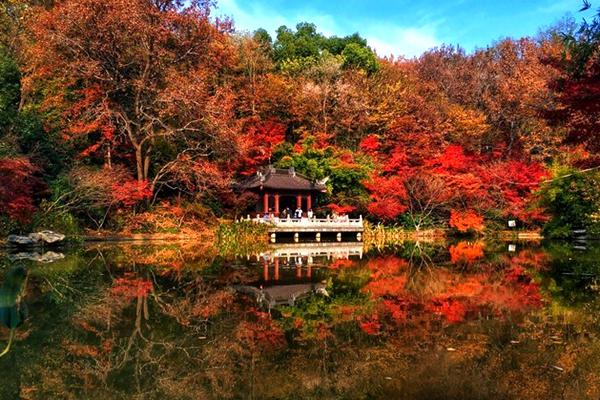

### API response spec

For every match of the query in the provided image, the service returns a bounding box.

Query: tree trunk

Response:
[143,153,151,182]
[135,146,144,182]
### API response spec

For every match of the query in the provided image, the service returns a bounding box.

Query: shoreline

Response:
[0,228,566,249]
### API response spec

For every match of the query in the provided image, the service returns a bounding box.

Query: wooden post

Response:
[306,194,312,211]
[274,258,280,281]
[263,192,269,213]
[296,194,302,209]
[296,265,302,278]
[274,194,280,215]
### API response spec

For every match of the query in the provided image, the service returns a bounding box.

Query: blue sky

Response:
[215,0,595,58]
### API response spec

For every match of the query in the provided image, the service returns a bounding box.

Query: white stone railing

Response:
[242,215,363,228]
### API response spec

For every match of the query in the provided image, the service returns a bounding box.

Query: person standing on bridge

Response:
[295,206,303,219]
[307,209,314,219]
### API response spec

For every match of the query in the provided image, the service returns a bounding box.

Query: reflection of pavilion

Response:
[250,242,363,281]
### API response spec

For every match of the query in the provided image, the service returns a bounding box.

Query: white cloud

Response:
[215,0,440,58]
[365,26,440,58]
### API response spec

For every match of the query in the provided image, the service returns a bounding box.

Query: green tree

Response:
[0,46,20,140]
[272,22,378,74]
[540,165,600,238]
[341,42,379,74]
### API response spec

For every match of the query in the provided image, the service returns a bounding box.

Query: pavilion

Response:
[237,166,327,215]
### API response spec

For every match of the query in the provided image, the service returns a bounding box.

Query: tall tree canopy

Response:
[25,0,240,191]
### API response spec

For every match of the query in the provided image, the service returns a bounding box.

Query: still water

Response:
[0,239,599,399]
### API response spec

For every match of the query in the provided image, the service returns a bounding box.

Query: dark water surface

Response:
[0,239,599,399]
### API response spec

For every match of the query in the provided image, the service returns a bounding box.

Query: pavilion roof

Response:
[237,167,327,192]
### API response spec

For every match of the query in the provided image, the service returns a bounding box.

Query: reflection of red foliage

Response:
[194,291,235,318]
[360,250,543,328]
[330,259,355,270]
[366,256,408,278]
[359,318,381,335]
[449,242,484,264]
[293,317,303,329]
[508,249,548,271]
[235,310,286,352]
[502,266,543,308]
[111,276,153,298]
[336,305,359,321]
[428,299,467,323]
[381,299,408,323]
[363,276,407,297]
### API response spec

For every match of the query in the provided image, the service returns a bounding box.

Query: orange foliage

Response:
[111,180,152,207]
[449,209,485,233]
[449,242,485,264]
[111,275,153,299]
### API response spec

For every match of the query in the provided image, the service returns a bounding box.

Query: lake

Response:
[0,238,599,399]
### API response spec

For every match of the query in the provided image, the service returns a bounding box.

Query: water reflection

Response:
[0,240,598,399]
[0,266,28,358]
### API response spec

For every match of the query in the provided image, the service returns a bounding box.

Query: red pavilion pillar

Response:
[274,258,280,281]
[263,260,269,281]
[274,194,280,215]
[263,192,269,213]
[296,194,302,209]
[306,194,312,211]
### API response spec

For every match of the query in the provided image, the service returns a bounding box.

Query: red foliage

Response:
[111,180,153,206]
[238,119,286,175]
[0,157,44,222]
[427,145,476,174]
[359,135,380,154]
[364,175,408,220]
[326,203,356,215]
[482,160,548,221]
[449,209,485,232]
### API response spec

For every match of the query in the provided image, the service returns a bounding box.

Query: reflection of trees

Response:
[0,266,28,358]
[10,242,600,399]
[360,245,545,331]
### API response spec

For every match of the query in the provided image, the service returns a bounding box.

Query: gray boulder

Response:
[28,230,66,244]
[7,235,37,246]
[7,251,65,263]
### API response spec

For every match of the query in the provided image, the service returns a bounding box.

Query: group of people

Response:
[263,207,314,221]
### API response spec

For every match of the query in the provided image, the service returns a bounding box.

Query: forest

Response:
[0,0,599,238]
